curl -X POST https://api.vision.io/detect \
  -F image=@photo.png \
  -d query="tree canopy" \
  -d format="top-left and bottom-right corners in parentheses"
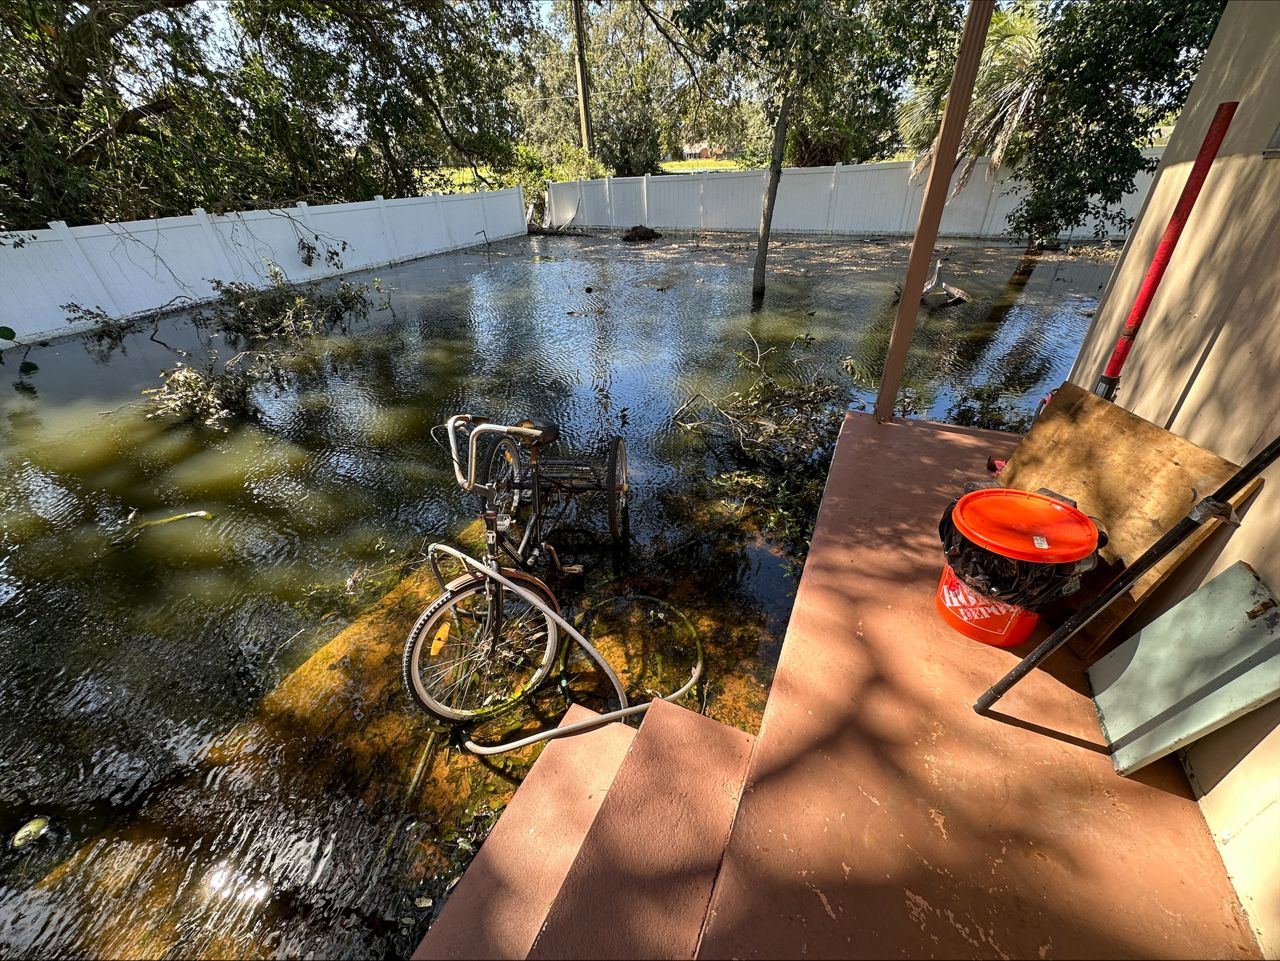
top-left (897, 0), bottom-right (1223, 245)
top-left (1, 0), bottom-right (1226, 247)
top-left (1, 0), bottom-right (535, 230)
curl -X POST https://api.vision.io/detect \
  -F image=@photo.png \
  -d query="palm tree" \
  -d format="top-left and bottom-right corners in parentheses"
top-left (898, 6), bottom-right (1043, 195)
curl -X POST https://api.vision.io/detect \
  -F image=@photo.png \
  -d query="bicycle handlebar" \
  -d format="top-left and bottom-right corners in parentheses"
top-left (445, 414), bottom-right (544, 493)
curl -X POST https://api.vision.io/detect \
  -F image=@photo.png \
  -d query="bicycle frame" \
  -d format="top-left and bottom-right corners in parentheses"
top-left (437, 416), bottom-right (550, 650)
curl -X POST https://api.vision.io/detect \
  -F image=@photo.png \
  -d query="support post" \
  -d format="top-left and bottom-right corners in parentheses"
top-left (873, 0), bottom-right (994, 421)
top-left (642, 173), bottom-right (650, 226)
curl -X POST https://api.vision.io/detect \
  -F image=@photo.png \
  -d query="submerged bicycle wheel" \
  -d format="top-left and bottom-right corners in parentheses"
top-left (402, 570), bottom-right (559, 723)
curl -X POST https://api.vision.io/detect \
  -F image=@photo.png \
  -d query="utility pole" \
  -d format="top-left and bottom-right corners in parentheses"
top-left (571, 0), bottom-right (595, 156)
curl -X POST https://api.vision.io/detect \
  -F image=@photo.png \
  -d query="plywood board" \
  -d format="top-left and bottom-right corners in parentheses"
top-left (999, 381), bottom-right (1248, 655)
top-left (1089, 561), bottom-right (1280, 776)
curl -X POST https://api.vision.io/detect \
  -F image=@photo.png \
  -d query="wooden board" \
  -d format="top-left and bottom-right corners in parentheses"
top-left (999, 381), bottom-right (1250, 657)
top-left (1089, 561), bottom-right (1280, 776)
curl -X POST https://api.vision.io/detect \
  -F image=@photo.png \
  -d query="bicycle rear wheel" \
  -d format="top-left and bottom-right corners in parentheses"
top-left (402, 570), bottom-right (559, 723)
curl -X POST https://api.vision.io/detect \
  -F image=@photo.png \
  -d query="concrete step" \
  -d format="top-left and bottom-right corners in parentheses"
top-left (413, 705), bottom-right (637, 961)
top-left (528, 698), bottom-right (755, 961)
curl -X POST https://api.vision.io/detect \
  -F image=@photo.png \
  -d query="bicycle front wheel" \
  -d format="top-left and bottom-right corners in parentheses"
top-left (403, 570), bottom-right (559, 723)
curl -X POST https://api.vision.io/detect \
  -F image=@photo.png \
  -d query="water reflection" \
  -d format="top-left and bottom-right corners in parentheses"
top-left (0, 234), bottom-right (1109, 957)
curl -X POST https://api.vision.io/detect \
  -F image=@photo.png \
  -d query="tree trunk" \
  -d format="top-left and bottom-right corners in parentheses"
top-left (752, 88), bottom-right (798, 301)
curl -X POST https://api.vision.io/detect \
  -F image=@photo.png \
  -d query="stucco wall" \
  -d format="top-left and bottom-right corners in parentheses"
top-left (1068, 2), bottom-right (1280, 954)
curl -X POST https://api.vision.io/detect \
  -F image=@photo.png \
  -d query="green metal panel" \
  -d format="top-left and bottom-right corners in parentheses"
top-left (1089, 561), bottom-right (1280, 776)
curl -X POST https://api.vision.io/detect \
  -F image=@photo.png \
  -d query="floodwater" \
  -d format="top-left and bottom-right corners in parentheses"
top-left (0, 233), bottom-right (1112, 958)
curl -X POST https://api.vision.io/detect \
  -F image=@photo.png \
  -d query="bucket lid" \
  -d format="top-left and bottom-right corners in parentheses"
top-left (952, 489), bottom-right (1097, 564)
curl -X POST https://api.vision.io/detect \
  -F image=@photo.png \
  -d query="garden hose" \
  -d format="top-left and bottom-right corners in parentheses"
top-left (426, 544), bottom-right (703, 756)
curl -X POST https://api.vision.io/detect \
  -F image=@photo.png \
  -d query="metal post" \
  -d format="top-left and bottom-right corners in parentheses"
top-left (874, 0), bottom-right (994, 422)
top-left (1094, 101), bottom-right (1238, 401)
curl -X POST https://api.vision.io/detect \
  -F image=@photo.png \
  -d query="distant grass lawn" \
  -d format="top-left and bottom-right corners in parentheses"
top-left (659, 158), bottom-right (743, 173)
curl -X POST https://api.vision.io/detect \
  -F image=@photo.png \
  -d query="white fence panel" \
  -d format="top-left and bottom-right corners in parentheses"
top-left (647, 175), bottom-right (702, 229)
top-left (608, 177), bottom-right (646, 226)
top-left (0, 188), bottom-right (524, 342)
top-left (548, 150), bottom-right (1161, 241)
top-left (546, 181), bottom-right (580, 226)
top-left (0, 233), bottom-right (94, 333)
top-left (701, 171), bottom-right (764, 230)
top-left (772, 167), bottom-right (831, 233)
top-left (832, 162), bottom-right (911, 233)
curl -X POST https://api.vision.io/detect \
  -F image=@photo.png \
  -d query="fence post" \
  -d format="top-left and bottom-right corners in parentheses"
top-left (545, 179), bottom-right (554, 227)
top-left (478, 188), bottom-right (493, 242)
top-left (698, 173), bottom-right (706, 230)
top-left (433, 192), bottom-right (455, 249)
top-left (976, 161), bottom-right (999, 237)
top-left (605, 176), bottom-right (615, 228)
top-left (825, 163), bottom-right (841, 234)
top-left (577, 179), bottom-right (585, 226)
top-left (192, 207), bottom-right (237, 282)
top-left (898, 166), bottom-right (917, 234)
top-left (642, 173), bottom-right (650, 226)
top-left (294, 200), bottom-right (315, 231)
top-left (374, 195), bottom-right (398, 264)
top-left (49, 220), bottom-right (123, 318)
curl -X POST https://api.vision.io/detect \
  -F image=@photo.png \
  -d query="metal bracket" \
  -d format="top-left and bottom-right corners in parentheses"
top-left (1190, 496), bottom-right (1241, 527)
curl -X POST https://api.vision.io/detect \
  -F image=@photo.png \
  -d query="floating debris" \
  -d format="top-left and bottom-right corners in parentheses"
top-left (12, 816), bottom-right (49, 849)
top-left (134, 510), bottom-right (214, 530)
top-left (621, 225), bottom-right (662, 243)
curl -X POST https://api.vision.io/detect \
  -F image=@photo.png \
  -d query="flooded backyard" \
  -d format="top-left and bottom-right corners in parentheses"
top-left (0, 232), bottom-right (1112, 958)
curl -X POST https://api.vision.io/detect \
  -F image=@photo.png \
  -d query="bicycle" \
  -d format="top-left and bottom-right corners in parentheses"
top-left (402, 415), bottom-right (629, 724)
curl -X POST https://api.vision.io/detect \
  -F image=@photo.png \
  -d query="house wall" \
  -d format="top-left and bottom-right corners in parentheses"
top-left (1068, 2), bottom-right (1280, 954)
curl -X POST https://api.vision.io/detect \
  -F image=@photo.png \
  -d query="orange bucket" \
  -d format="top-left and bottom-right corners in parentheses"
top-left (935, 563), bottom-right (1038, 647)
top-left (936, 488), bottom-right (1098, 648)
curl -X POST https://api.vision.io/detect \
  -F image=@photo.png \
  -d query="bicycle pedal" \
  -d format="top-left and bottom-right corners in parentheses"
top-left (560, 563), bottom-right (585, 575)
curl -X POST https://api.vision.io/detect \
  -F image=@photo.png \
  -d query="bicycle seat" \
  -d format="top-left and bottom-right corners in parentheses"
top-left (516, 419), bottom-right (559, 447)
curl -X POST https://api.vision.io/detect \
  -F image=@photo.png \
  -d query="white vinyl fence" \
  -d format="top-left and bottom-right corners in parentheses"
top-left (547, 152), bottom-right (1160, 240)
top-left (0, 188), bottom-right (526, 342)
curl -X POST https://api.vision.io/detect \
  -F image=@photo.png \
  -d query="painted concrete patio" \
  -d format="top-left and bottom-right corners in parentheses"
top-left (697, 412), bottom-right (1259, 959)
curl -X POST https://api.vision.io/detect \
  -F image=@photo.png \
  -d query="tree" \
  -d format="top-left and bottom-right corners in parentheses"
top-left (898, 6), bottom-right (1042, 192)
top-left (513, 1), bottom-right (765, 179)
top-left (896, 0), bottom-right (1223, 247)
top-left (0, 1), bottom-right (537, 231)
top-left (674, 0), bottom-right (961, 299)
top-left (1009, 0), bottom-right (1222, 244)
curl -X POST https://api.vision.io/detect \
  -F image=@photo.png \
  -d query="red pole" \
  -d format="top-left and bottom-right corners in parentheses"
top-left (1095, 101), bottom-right (1238, 401)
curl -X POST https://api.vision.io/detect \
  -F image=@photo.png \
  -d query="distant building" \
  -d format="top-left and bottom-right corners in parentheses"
top-left (681, 142), bottom-right (727, 160)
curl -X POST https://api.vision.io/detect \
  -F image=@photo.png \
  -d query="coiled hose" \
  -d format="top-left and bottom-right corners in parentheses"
top-left (426, 544), bottom-right (703, 756)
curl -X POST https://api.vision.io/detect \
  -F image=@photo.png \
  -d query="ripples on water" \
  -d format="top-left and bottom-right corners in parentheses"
top-left (0, 235), bottom-right (1111, 957)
